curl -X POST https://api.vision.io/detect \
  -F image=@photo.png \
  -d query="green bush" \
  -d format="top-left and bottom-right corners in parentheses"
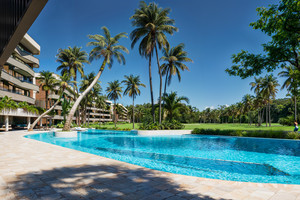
top-left (139, 120), bottom-right (184, 130)
top-left (278, 115), bottom-right (294, 126)
top-left (192, 128), bottom-right (299, 140)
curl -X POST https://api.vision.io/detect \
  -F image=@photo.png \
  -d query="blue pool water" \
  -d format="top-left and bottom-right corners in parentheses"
top-left (25, 130), bottom-right (300, 184)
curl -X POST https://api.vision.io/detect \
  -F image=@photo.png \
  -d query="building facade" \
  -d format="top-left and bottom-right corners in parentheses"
top-left (0, 34), bottom-right (41, 131)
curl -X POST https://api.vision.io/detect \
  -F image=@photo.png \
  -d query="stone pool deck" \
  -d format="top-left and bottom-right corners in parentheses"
top-left (0, 131), bottom-right (300, 200)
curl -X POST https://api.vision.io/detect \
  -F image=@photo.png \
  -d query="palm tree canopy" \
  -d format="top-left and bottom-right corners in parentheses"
top-left (37, 71), bottom-right (58, 92)
top-left (80, 72), bottom-right (101, 93)
top-left (106, 80), bottom-right (123, 102)
top-left (87, 26), bottom-right (129, 69)
top-left (162, 91), bottom-right (189, 119)
top-left (160, 43), bottom-right (193, 85)
top-left (250, 77), bottom-right (264, 95)
top-left (278, 65), bottom-right (300, 93)
top-left (261, 74), bottom-right (280, 100)
top-left (122, 74), bottom-right (146, 99)
top-left (56, 46), bottom-right (89, 79)
top-left (130, 1), bottom-right (178, 57)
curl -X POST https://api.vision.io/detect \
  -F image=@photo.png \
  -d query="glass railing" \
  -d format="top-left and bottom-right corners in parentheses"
top-left (1, 70), bottom-right (33, 84)
top-left (17, 45), bottom-right (33, 56)
top-left (0, 87), bottom-right (32, 98)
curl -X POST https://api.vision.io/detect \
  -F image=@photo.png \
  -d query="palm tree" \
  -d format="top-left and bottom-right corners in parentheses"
top-left (162, 92), bottom-right (189, 121)
top-left (37, 71), bottom-right (57, 109)
top-left (62, 27), bottom-right (128, 131)
top-left (106, 80), bottom-right (123, 127)
top-left (242, 94), bottom-right (254, 125)
top-left (56, 46), bottom-right (89, 125)
top-left (261, 74), bottom-right (279, 127)
top-left (160, 43), bottom-right (192, 119)
top-left (0, 96), bottom-right (18, 110)
top-left (130, 1), bottom-right (178, 124)
top-left (29, 73), bottom-right (73, 131)
top-left (278, 66), bottom-right (300, 121)
top-left (122, 75), bottom-right (146, 129)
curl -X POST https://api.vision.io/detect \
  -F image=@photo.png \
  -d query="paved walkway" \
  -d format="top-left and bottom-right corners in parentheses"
top-left (0, 131), bottom-right (300, 200)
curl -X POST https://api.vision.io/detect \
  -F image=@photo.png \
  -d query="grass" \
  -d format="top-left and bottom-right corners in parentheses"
top-left (98, 123), bottom-right (294, 131)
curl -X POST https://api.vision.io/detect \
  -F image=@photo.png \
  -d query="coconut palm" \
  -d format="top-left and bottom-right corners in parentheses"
top-left (0, 96), bottom-right (18, 110)
top-left (162, 92), bottom-right (189, 121)
top-left (160, 43), bottom-right (192, 119)
top-left (261, 74), bottom-right (279, 127)
top-left (62, 27), bottom-right (128, 131)
top-left (56, 46), bottom-right (89, 125)
top-left (242, 94), bottom-right (254, 125)
top-left (106, 80), bottom-right (123, 127)
top-left (130, 1), bottom-right (178, 123)
top-left (122, 75), bottom-right (146, 129)
top-left (37, 71), bottom-right (57, 109)
top-left (28, 73), bottom-right (73, 131)
top-left (278, 66), bottom-right (300, 121)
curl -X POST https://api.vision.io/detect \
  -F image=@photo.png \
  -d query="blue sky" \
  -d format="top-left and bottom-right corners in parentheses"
top-left (28, 0), bottom-right (286, 110)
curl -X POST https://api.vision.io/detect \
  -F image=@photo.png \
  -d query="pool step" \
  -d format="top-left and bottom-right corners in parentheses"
top-left (95, 147), bottom-right (289, 176)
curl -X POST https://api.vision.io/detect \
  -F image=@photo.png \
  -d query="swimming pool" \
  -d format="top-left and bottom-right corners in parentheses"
top-left (25, 130), bottom-right (300, 184)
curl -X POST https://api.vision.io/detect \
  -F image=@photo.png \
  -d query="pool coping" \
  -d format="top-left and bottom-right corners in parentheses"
top-left (1, 130), bottom-right (300, 200)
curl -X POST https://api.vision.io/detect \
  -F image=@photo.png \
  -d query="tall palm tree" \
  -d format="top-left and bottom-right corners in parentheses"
top-left (162, 92), bottom-right (189, 121)
top-left (37, 71), bottom-right (57, 109)
top-left (130, 1), bottom-right (178, 124)
top-left (106, 80), bottom-right (123, 128)
top-left (122, 75), bottom-right (146, 129)
top-left (261, 74), bottom-right (279, 127)
top-left (278, 65), bottom-right (300, 121)
top-left (56, 46), bottom-right (89, 125)
top-left (160, 43), bottom-right (192, 119)
top-left (29, 73), bottom-right (72, 131)
top-left (62, 27), bottom-right (128, 131)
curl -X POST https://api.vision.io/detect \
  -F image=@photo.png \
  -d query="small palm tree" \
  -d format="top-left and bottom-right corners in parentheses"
top-left (122, 75), bottom-right (146, 129)
top-left (278, 66), bottom-right (300, 121)
top-left (106, 80), bottom-right (123, 127)
top-left (130, 1), bottom-right (178, 123)
top-left (162, 92), bottom-right (189, 121)
top-left (242, 94), bottom-right (254, 125)
top-left (62, 27), bottom-right (128, 131)
top-left (37, 71), bottom-right (57, 109)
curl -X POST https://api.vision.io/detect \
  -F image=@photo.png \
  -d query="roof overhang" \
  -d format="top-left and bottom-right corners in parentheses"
top-left (0, 0), bottom-right (48, 67)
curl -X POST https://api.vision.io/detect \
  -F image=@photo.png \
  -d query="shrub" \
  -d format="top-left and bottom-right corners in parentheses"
top-left (139, 120), bottom-right (184, 130)
top-left (192, 128), bottom-right (299, 140)
top-left (278, 115), bottom-right (294, 126)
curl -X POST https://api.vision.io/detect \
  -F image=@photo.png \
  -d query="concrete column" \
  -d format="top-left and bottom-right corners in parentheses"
top-left (33, 77), bottom-right (36, 99)
top-left (27, 117), bottom-right (31, 130)
top-left (40, 119), bottom-right (43, 127)
top-left (5, 115), bottom-right (9, 132)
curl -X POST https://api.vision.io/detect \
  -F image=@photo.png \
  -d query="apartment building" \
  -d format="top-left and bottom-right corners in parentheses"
top-left (0, 34), bottom-right (41, 130)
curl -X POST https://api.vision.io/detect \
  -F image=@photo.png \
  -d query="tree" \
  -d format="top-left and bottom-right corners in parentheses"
top-left (56, 46), bottom-right (89, 125)
top-left (226, 0), bottom-right (299, 78)
top-left (261, 74), bottom-right (279, 127)
top-left (29, 73), bottom-right (72, 131)
top-left (160, 43), bottom-right (192, 119)
top-left (242, 94), bottom-right (254, 125)
top-left (106, 80), bottom-right (123, 128)
top-left (130, 1), bottom-right (178, 124)
top-left (122, 74), bottom-right (146, 129)
top-left (162, 92), bottom-right (189, 121)
top-left (62, 27), bottom-right (128, 131)
top-left (37, 71), bottom-right (57, 110)
top-left (278, 65), bottom-right (300, 121)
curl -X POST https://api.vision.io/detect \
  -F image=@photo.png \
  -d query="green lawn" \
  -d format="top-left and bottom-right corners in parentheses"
top-left (101, 123), bottom-right (294, 131)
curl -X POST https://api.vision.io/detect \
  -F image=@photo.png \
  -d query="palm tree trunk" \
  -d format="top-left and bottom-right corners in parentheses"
top-left (148, 53), bottom-right (155, 123)
top-left (266, 105), bottom-right (268, 127)
top-left (155, 45), bottom-right (162, 124)
top-left (268, 102), bottom-right (271, 127)
top-left (162, 70), bottom-right (169, 121)
top-left (295, 95), bottom-right (297, 121)
top-left (114, 100), bottom-right (117, 128)
top-left (63, 60), bottom-right (106, 131)
top-left (132, 96), bottom-right (135, 129)
top-left (28, 98), bottom-right (61, 131)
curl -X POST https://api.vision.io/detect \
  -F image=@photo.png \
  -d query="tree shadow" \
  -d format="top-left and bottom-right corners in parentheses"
top-left (6, 164), bottom-right (232, 200)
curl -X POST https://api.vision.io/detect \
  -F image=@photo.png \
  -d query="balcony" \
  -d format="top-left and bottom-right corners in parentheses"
top-left (49, 93), bottom-right (60, 99)
top-left (0, 88), bottom-right (35, 104)
top-left (14, 46), bottom-right (39, 67)
top-left (0, 108), bottom-right (39, 117)
top-left (6, 57), bottom-right (34, 77)
top-left (1, 70), bottom-right (39, 91)
top-left (20, 34), bottom-right (40, 55)
top-left (54, 105), bottom-right (62, 110)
